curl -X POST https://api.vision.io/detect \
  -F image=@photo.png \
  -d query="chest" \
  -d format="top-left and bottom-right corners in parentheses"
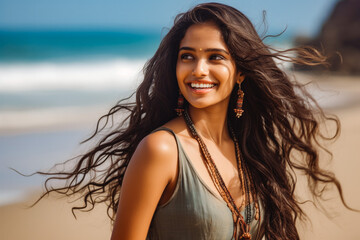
top-left (179, 136), bottom-right (245, 208)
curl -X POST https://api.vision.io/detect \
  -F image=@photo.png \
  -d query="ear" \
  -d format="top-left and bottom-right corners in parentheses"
top-left (236, 73), bottom-right (245, 84)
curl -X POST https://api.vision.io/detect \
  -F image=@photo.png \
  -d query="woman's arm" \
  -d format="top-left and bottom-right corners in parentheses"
top-left (111, 130), bottom-right (178, 240)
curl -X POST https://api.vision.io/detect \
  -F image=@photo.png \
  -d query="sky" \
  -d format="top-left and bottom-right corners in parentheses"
top-left (0, 0), bottom-right (339, 37)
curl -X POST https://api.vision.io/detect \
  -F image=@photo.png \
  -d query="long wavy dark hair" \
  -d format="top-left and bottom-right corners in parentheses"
top-left (36, 3), bottom-right (351, 239)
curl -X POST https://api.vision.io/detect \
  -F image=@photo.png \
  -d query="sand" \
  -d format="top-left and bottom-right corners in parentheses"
top-left (0, 73), bottom-right (360, 240)
top-left (297, 105), bottom-right (360, 239)
top-left (0, 192), bottom-right (111, 240)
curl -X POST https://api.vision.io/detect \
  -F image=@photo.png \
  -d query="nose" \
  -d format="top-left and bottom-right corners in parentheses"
top-left (192, 59), bottom-right (209, 77)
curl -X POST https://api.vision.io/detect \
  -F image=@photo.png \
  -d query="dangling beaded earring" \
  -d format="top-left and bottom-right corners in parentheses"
top-left (234, 80), bottom-right (244, 118)
top-left (175, 91), bottom-right (185, 116)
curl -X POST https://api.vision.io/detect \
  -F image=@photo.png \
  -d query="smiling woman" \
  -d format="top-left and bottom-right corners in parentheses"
top-left (35, 3), bottom-right (352, 240)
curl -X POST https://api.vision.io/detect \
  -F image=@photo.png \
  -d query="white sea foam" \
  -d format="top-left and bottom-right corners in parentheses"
top-left (0, 58), bottom-right (146, 92)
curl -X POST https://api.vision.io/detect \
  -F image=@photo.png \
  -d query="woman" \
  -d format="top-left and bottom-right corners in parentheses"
top-left (38, 3), bottom-right (350, 240)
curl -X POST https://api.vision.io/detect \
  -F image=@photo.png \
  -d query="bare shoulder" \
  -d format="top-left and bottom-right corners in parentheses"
top-left (126, 126), bottom-right (180, 182)
top-left (136, 127), bottom-right (178, 163)
top-left (126, 118), bottom-right (187, 183)
top-left (137, 116), bottom-right (186, 156)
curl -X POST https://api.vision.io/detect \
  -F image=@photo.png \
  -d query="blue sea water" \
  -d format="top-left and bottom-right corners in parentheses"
top-left (0, 29), bottom-right (162, 110)
top-left (0, 29), bottom-right (161, 62)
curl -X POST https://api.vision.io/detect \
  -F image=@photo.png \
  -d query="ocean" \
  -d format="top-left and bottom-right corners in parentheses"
top-left (0, 28), bottom-right (294, 205)
top-left (0, 29), bottom-right (163, 205)
top-left (0, 29), bottom-right (162, 105)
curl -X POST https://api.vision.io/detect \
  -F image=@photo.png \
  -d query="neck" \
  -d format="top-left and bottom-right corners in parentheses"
top-left (187, 105), bottom-right (231, 145)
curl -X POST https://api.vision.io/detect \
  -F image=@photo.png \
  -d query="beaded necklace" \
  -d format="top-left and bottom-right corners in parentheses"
top-left (183, 109), bottom-right (259, 240)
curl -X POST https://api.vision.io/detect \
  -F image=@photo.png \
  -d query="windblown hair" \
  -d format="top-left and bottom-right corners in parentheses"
top-left (37, 3), bottom-right (349, 239)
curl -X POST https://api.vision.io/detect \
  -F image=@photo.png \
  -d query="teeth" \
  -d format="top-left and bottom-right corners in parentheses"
top-left (190, 83), bottom-right (215, 89)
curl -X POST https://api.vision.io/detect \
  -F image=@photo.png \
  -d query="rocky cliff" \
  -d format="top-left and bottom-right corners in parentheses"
top-left (296, 0), bottom-right (360, 74)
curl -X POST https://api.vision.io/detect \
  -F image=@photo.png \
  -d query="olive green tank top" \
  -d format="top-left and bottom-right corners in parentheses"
top-left (147, 127), bottom-right (263, 240)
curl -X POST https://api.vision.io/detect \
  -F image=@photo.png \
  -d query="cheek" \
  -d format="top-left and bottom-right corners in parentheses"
top-left (213, 65), bottom-right (235, 83)
top-left (176, 61), bottom-right (188, 84)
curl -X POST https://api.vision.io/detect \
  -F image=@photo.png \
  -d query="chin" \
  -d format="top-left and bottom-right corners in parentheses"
top-left (187, 100), bottom-right (224, 110)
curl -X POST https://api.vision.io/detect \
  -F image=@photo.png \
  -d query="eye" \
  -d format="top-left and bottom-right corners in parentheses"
top-left (180, 53), bottom-right (194, 60)
top-left (210, 54), bottom-right (225, 60)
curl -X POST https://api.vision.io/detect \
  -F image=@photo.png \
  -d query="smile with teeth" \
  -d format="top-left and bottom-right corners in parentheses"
top-left (190, 83), bottom-right (216, 89)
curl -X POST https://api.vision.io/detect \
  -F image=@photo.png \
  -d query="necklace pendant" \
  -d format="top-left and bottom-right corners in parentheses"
top-left (239, 232), bottom-right (251, 240)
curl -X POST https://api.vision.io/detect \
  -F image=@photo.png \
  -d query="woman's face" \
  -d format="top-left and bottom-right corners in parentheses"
top-left (176, 22), bottom-right (240, 110)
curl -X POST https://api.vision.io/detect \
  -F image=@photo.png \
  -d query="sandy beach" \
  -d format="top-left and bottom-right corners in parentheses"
top-left (1, 72), bottom-right (360, 239)
top-left (0, 191), bottom-right (112, 240)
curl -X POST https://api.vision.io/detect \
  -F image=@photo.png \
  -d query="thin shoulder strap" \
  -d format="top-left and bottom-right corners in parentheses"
top-left (152, 127), bottom-right (178, 142)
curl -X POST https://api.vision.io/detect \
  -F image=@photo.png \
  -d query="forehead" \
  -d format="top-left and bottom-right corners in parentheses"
top-left (179, 22), bottom-right (228, 50)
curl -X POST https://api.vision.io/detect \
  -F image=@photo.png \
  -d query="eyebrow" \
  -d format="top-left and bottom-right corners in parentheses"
top-left (179, 47), bottom-right (230, 55)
